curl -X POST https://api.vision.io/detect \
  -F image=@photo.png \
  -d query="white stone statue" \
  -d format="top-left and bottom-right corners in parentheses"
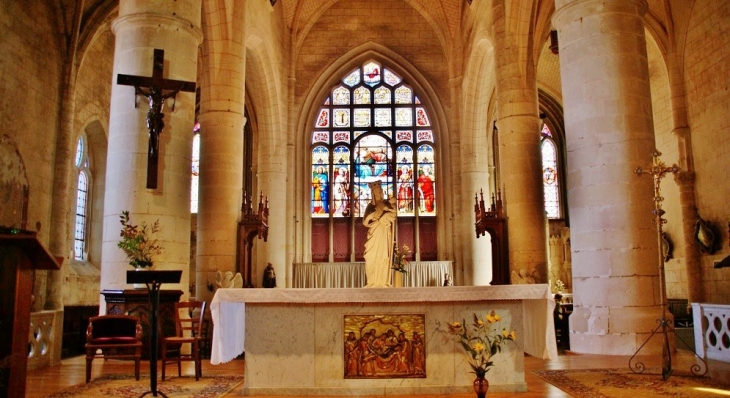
top-left (362, 182), bottom-right (397, 288)
top-left (216, 271), bottom-right (243, 289)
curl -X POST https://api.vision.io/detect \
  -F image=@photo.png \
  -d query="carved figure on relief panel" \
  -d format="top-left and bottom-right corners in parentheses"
top-left (411, 332), bottom-right (425, 374)
top-left (345, 332), bottom-right (360, 376)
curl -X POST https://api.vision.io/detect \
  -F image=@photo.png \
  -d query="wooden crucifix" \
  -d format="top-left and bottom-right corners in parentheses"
top-left (117, 49), bottom-right (196, 189)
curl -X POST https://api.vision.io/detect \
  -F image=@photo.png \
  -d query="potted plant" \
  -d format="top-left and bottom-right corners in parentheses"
top-left (117, 210), bottom-right (162, 269)
top-left (446, 311), bottom-right (517, 397)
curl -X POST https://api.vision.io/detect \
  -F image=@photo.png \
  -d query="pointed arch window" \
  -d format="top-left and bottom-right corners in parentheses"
top-left (191, 122), bottom-right (201, 213)
top-left (310, 60), bottom-right (437, 262)
top-left (73, 135), bottom-right (91, 260)
top-left (541, 124), bottom-right (561, 219)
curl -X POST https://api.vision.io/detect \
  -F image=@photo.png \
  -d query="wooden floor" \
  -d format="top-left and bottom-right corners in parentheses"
top-left (26, 350), bottom-right (727, 397)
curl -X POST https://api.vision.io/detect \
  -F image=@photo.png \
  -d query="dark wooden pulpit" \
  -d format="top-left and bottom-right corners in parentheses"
top-left (0, 231), bottom-right (61, 397)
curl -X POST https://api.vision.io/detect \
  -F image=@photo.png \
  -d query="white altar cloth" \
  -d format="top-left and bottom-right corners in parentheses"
top-left (210, 284), bottom-right (558, 365)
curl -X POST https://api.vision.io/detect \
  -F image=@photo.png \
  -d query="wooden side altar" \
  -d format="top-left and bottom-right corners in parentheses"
top-left (0, 231), bottom-right (61, 397)
top-left (210, 285), bottom-right (557, 396)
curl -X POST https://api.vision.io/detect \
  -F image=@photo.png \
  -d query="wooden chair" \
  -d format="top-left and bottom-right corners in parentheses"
top-left (161, 300), bottom-right (206, 380)
top-left (84, 315), bottom-right (143, 383)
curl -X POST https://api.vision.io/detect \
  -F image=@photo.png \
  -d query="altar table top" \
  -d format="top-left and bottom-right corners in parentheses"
top-left (210, 284), bottom-right (558, 364)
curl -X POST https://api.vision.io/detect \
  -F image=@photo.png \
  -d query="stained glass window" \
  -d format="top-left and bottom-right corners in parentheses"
top-left (191, 123), bottom-right (201, 213)
top-left (73, 136), bottom-right (90, 260)
top-left (310, 60), bottom-right (437, 261)
top-left (541, 124), bottom-right (560, 219)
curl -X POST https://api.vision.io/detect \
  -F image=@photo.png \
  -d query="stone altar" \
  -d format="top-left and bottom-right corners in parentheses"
top-left (210, 285), bottom-right (557, 396)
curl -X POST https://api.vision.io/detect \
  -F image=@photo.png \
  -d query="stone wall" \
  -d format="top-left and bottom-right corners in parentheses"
top-left (684, 0), bottom-right (730, 304)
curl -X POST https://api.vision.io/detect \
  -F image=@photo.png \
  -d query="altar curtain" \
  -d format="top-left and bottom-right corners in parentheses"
top-left (292, 261), bottom-right (453, 288)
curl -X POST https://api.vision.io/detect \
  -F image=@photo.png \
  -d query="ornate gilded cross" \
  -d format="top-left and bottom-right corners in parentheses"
top-left (630, 150), bottom-right (704, 381)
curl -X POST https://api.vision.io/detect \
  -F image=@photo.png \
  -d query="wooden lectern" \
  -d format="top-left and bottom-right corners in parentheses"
top-left (0, 231), bottom-right (61, 397)
top-left (127, 270), bottom-right (182, 398)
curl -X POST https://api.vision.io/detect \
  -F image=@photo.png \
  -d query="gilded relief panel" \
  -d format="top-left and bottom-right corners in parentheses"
top-left (344, 314), bottom-right (426, 379)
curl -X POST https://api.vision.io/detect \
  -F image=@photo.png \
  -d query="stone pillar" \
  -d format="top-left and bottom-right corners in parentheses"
top-left (461, 171), bottom-right (493, 286)
top-left (258, 168), bottom-right (287, 286)
top-left (675, 170), bottom-right (703, 303)
top-left (101, 0), bottom-right (202, 300)
top-left (196, 3), bottom-right (245, 302)
top-left (554, 0), bottom-right (662, 354)
top-left (666, 44), bottom-right (703, 303)
top-left (491, 1), bottom-right (548, 283)
top-left (45, 2), bottom-right (86, 313)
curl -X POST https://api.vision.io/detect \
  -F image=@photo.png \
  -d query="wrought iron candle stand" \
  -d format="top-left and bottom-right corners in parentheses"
top-left (629, 150), bottom-right (707, 380)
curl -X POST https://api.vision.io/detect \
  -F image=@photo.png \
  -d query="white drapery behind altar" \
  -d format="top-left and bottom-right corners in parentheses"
top-left (293, 261), bottom-right (453, 288)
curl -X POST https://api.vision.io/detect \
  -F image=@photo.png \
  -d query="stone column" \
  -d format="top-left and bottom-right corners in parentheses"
top-left (258, 167), bottom-right (287, 286)
top-left (554, 0), bottom-right (662, 354)
top-left (666, 42), bottom-right (703, 303)
top-left (45, 3), bottom-right (83, 312)
top-left (196, 3), bottom-right (245, 302)
top-left (491, 1), bottom-right (548, 283)
top-left (101, 0), bottom-right (202, 301)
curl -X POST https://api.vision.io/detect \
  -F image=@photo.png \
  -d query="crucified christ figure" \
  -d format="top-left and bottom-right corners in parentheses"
top-left (135, 86), bottom-right (180, 161)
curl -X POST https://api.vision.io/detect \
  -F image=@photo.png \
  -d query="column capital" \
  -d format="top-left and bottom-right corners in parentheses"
top-left (112, 14), bottom-right (203, 45)
top-left (553, 0), bottom-right (648, 29)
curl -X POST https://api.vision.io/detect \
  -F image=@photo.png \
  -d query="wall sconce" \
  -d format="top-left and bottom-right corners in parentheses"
top-left (550, 30), bottom-right (559, 54)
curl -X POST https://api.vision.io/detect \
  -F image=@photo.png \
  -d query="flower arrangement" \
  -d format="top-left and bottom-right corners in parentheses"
top-left (554, 279), bottom-right (565, 293)
top-left (392, 243), bottom-right (410, 274)
top-left (446, 311), bottom-right (517, 377)
top-left (117, 211), bottom-right (162, 268)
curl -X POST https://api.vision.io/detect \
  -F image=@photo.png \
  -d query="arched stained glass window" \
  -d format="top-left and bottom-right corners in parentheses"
top-left (310, 60), bottom-right (437, 262)
top-left (191, 122), bottom-right (201, 213)
top-left (73, 136), bottom-right (90, 260)
top-left (541, 124), bottom-right (561, 219)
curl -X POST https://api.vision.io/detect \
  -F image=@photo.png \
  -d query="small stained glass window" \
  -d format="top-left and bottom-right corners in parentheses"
top-left (374, 87), bottom-right (391, 104)
top-left (73, 136), bottom-right (90, 260)
top-left (333, 109), bottom-right (350, 127)
top-left (384, 68), bottom-right (402, 86)
top-left (354, 87), bottom-right (370, 104)
top-left (541, 124), bottom-right (561, 219)
top-left (353, 109), bottom-right (371, 127)
top-left (191, 130), bottom-right (201, 213)
top-left (395, 108), bottom-right (413, 126)
top-left (374, 109), bottom-right (391, 127)
top-left (363, 61), bottom-right (381, 86)
top-left (395, 86), bottom-right (412, 104)
top-left (333, 86), bottom-right (350, 105)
